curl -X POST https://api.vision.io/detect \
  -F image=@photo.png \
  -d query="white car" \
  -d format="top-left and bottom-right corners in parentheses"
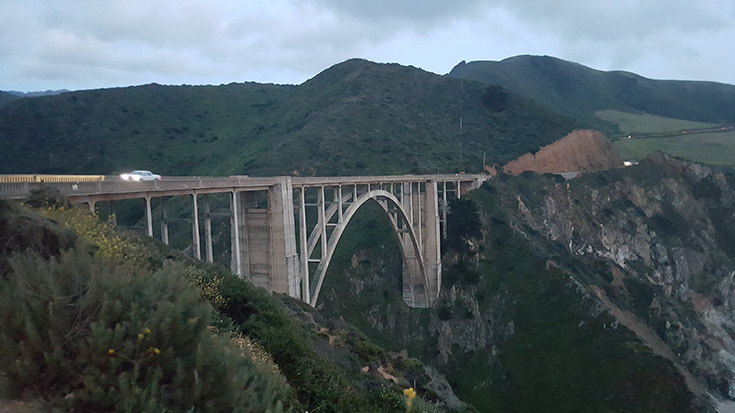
top-left (120, 170), bottom-right (161, 181)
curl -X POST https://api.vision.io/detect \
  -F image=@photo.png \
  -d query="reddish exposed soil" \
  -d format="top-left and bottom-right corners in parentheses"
top-left (503, 129), bottom-right (623, 175)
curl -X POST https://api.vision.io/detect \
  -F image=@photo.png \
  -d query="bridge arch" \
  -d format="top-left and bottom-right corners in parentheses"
top-left (306, 189), bottom-right (429, 307)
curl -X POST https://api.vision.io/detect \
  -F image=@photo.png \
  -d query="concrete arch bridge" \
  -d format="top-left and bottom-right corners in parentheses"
top-left (0, 174), bottom-right (486, 307)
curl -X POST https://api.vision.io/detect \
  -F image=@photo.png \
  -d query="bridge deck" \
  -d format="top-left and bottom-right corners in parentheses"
top-left (0, 174), bottom-right (486, 201)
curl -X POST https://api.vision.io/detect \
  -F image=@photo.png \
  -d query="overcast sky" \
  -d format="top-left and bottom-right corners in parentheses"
top-left (2, 0), bottom-right (734, 92)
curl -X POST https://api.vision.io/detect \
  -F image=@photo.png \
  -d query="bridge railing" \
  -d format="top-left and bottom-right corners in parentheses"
top-left (0, 176), bottom-right (282, 200)
top-left (0, 174), bottom-right (107, 183)
top-left (0, 174), bottom-right (488, 200)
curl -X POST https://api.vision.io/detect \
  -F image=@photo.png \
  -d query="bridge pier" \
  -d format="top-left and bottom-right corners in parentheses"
top-left (191, 194), bottom-right (201, 260)
top-left (145, 196), bottom-right (153, 237)
top-left (160, 197), bottom-right (169, 245)
top-left (231, 178), bottom-right (299, 297)
top-left (204, 194), bottom-right (213, 263)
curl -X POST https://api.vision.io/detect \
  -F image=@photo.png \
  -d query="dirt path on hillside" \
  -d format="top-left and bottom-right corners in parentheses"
top-left (589, 285), bottom-right (722, 406)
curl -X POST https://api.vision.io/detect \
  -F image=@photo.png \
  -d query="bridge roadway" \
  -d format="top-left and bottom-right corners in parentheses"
top-left (0, 174), bottom-right (487, 307)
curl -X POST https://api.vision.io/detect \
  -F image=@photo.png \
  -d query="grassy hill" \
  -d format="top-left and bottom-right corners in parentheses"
top-left (596, 109), bottom-right (720, 137)
top-left (448, 55), bottom-right (735, 134)
top-left (0, 59), bottom-right (578, 177)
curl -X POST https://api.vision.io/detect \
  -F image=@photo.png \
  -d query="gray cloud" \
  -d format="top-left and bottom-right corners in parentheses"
top-left (1, 0), bottom-right (733, 91)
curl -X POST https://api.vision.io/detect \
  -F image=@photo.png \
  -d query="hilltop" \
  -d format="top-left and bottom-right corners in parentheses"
top-left (0, 91), bottom-right (19, 109)
top-left (448, 55), bottom-right (735, 134)
top-left (0, 59), bottom-right (577, 177)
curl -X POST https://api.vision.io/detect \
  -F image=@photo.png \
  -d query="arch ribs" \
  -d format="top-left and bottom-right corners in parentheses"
top-left (293, 180), bottom-right (444, 308)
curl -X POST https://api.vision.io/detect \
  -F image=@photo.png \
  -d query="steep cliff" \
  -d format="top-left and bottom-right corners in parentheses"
top-left (503, 129), bottom-right (623, 174)
top-left (318, 152), bottom-right (735, 412)
top-left (512, 153), bottom-right (735, 403)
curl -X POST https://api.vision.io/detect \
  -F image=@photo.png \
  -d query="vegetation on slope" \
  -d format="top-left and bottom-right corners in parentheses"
top-left (316, 174), bottom-right (703, 412)
top-left (595, 109), bottom-right (719, 137)
top-left (0, 198), bottom-right (449, 412)
top-left (0, 91), bottom-right (20, 109)
top-left (0, 82), bottom-right (294, 176)
top-left (448, 55), bottom-right (735, 134)
top-left (0, 59), bottom-right (578, 177)
top-left (613, 130), bottom-right (735, 165)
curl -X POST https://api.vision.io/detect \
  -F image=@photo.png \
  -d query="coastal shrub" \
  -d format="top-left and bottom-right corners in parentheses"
top-left (23, 186), bottom-right (70, 209)
top-left (0, 248), bottom-right (292, 412)
top-left (39, 206), bottom-right (148, 267)
top-left (0, 201), bottom-right (77, 276)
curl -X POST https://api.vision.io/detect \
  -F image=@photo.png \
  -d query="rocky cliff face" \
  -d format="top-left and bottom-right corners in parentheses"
top-left (503, 129), bottom-right (623, 174)
top-left (511, 153), bottom-right (735, 403)
top-left (318, 152), bottom-right (734, 411)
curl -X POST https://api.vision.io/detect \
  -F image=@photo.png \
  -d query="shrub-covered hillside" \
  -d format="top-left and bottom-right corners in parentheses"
top-left (0, 198), bottom-right (467, 412)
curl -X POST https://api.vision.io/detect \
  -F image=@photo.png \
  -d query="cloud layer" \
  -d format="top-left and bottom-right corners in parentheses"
top-left (1, 0), bottom-right (733, 91)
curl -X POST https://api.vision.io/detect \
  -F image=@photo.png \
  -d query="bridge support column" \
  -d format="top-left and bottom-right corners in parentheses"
top-left (230, 191), bottom-right (242, 276)
top-left (269, 177), bottom-right (299, 297)
top-left (442, 182), bottom-right (448, 239)
top-left (397, 181), bottom-right (442, 307)
top-left (192, 193), bottom-right (201, 260)
top-left (160, 197), bottom-right (169, 245)
top-left (298, 187), bottom-right (310, 303)
top-left (145, 196), bottom-right (153, 237)
top-left (401, 182), bottom-right (425, 307)
top-left (204, 194), bottom-right (213, 263)
top-left (231, 180), bottom-right (299, 298)
top-left (422, 181), bottom-right (441, 302)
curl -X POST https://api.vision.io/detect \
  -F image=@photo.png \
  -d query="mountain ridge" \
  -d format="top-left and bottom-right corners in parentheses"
top-left (448, 55), bottom-right (735, 132)
top-left (0, 58), bottom-right (578, 177)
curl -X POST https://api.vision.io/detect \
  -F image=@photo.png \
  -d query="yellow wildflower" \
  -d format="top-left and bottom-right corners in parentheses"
top-left (108, 349), bottom-right (116, 355)
top-left (403, 388), bottom-right (416, 411)
top-left (147, 347), bottom-right (161, 355)
top-left (142, 328), bottom-right (151, 335)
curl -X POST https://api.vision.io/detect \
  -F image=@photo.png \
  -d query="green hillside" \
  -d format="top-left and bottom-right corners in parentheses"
top-left (613, 129), bottom-right (735, 165)
top-left (0, 82), bottom-right (294, 176)
top-left (0, 92), bottom-right (19, 109)
top-left (448, 55), bottom-right (735, 134)
top-left (596, 109), bottom-right (719, 137)
top-left (0, 59), bottom-right (578, 177)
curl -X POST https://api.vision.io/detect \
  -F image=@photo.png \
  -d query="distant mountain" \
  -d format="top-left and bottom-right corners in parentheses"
top-left (0, 59), bottom-right (577, 176)
top-left (0, 91), bottom-right (20, 109)
top-left (448, 55), bottom-right (735, 133)
top-left (0, 89), bottom-right (70, 109)
top-left (4, 89), bottom-right (70, 97)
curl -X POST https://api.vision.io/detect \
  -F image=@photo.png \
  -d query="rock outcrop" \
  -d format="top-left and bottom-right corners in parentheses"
top-left (503, 129), bottom-right (623, 174)
top-left (514, 152), bottom-right (735, 403)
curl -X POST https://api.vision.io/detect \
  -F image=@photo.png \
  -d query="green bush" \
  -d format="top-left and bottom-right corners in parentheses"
top-left (445, 198), bottom-right (482, 255)
top-left (23, 186), bottom-right (70, 209)
top-left (0, 248), bottom-right (292, 412)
